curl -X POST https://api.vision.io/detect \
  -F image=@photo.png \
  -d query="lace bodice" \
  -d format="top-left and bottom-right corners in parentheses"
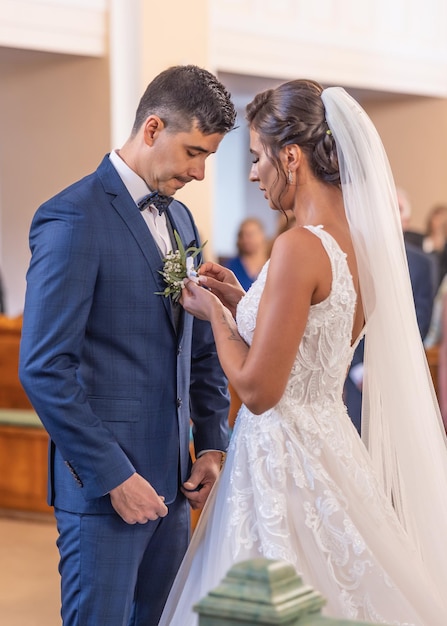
top-left (236, 225), bottom-right (356, 408)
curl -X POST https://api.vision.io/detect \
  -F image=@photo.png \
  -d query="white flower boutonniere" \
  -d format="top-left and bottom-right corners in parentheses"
top-left (156, 230), bottom-right (207, 302)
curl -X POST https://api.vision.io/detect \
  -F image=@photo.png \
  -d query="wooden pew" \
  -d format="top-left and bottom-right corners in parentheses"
top-left (0, 410), bottom-right (50, 513)
top-left (0, 315), bottom-right (32, 409)
top-left (0, 315), bottom-right (51, 513)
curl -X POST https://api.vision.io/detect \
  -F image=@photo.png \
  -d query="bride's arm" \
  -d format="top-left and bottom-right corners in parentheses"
top-left (182, 228), bottom-right (330, 414)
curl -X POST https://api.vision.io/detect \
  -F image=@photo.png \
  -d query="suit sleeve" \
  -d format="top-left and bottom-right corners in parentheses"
top-left (189, 316), bottom-right (230, 455)
top-left (184, 218), bottom-right (230, 455)
top-left (19, 199), bottom-right (135, 500)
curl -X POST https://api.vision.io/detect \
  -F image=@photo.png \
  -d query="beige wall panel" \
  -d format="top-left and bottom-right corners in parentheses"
top-left (0, 53), bottom-right (110, 314)
top-left (365, 97), bottom-right (447, 232)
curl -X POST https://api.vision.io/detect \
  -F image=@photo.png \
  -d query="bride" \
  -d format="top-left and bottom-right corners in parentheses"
top-left (159, 80), bottom-right (447, 624)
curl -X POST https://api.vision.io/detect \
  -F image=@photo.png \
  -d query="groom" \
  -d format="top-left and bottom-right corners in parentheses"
top-left (19, 65), bottom-right (235, 626)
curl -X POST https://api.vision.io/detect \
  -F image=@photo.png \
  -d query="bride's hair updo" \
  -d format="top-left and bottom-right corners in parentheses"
top-left (245, 79), bottom-right (340, 195)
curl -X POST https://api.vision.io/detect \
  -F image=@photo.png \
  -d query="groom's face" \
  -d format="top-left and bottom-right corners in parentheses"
top-left (144, 117), bottom-right (224, 197)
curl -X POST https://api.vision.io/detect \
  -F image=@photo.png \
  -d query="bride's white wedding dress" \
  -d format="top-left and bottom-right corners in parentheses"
top-left (159, 226), bottom-right (445, 625)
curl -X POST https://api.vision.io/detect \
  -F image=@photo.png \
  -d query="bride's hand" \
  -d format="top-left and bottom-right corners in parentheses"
top-left (180, 279), bottom-right (222, 321)
top-left (197, 262), bottom-right (245, 318)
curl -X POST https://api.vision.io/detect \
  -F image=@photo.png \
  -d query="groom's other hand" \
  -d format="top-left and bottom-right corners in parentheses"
top-left (181, 450), bottom-right (224, 509)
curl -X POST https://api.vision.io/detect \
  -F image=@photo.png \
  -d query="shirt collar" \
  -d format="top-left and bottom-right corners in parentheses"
top-left (109, 150), bottom-right (150, 205)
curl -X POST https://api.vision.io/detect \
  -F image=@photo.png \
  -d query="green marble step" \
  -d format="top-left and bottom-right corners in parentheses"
top-left (195, 559), bottom-right (384, 626)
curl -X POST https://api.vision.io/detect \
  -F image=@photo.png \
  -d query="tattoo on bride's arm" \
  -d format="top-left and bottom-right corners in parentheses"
top-left (219, 312), bottom-right (242, 342)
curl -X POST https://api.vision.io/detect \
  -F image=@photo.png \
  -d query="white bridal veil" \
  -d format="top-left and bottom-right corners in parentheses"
top-left (322, 87), bottom-right (447, 588)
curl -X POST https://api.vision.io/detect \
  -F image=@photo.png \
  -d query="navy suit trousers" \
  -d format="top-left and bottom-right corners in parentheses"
top-left (56, 492), bottom-right (190, 626)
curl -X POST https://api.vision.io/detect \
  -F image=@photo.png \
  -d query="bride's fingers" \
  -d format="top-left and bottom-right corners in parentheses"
top-left (198, 264), bottom-right (229, 282)
top-left (198, 261), bottom-right (223, 276)
top-left (198, 275), bottom-right (226, 292)
top-left (180, 280), bottom-right (201, 306)
top-left (183, 278), bottom-right (200, 293)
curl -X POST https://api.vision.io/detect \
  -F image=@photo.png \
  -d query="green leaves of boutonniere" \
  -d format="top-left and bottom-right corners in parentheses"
top-left (155, 230), bottom-right (207, 303)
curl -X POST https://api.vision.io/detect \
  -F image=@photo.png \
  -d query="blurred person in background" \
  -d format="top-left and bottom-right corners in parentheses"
top-left (223, 217), bottom-right (268, 290)
top-left (404, 198), bottom-right (447, 289)
top-left (345, 187), bottom-right (435, 433)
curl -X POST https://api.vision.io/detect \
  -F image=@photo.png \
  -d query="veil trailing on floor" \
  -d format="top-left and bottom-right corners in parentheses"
top-left (322, 87), bottom-right (447, 588)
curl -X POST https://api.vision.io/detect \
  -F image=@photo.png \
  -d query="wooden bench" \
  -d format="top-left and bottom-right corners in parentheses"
top-left (0, 315), bottom-right (50, 513)
top-left (0, 409), bottom-right (50, 513)
top-left (0, 315), bottom-right (32, 409)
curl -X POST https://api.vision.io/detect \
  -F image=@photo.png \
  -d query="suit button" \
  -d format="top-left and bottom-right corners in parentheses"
top-left (177, 397), bottom-right (182, 408)
top-left (177, 345), bottom-right (182, 355)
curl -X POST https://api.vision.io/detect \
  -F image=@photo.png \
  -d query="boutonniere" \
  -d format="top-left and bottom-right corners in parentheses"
top-left (156, 230), bottom-right (207, 302)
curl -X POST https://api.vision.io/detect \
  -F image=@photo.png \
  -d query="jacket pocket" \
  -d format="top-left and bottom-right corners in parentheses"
top-left (88, 396), bottom-right (141, 422)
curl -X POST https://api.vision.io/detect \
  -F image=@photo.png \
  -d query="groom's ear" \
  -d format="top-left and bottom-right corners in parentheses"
top-left (143, 115), bottom-right (165, 146)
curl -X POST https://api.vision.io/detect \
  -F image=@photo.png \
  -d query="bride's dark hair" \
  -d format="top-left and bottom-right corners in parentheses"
top-left (245, 79), bottom-right (340, 209)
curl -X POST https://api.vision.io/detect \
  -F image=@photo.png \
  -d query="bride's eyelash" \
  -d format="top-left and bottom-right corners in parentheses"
top-left (251, 157), bottom-right (259, 164)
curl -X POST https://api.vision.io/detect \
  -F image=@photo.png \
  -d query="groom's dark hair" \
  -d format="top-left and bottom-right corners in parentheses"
top-left (132, 65), bottom-right (236, 136)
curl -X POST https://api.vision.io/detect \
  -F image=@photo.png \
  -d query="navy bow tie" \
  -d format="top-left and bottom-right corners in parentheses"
top-left (138, 191), bottom-right (173, 215)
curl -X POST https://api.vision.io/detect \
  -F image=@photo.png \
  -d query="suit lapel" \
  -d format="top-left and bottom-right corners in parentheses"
top-left (166, 206), bottom-right (200, 338)
top-left (166, 201), bottom-right (200, 255)
top-left (95, 156), bottom-right (199, 331)
top-left (96, 156), bottom-right (174, 325)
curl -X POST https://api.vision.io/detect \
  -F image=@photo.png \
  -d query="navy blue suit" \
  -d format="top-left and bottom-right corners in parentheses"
top-left (345, 241), bottom-right (435, 434)
top-left (19, 156), bottom-right (230, 625)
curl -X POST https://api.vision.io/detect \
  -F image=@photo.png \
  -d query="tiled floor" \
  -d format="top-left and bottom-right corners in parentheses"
top-left (0, 510), bottom-right (61, 625)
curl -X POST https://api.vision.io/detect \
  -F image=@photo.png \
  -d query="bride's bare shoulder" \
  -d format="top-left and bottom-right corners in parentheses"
top-left (270, 225), bottom-right (324, 260)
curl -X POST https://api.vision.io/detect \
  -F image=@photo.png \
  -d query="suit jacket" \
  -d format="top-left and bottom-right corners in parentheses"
top-left (345, 241), bottom-right (435, 433)
top-left (405, 242), bottom-right (436, 338)
top-left (404, 230), bottom-right (447, 290)
top-left (19, 155), bottom-right (230, 514)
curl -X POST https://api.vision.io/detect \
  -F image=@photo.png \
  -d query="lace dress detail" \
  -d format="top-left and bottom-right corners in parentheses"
top-left (159, 226), bottom-right (443, 626)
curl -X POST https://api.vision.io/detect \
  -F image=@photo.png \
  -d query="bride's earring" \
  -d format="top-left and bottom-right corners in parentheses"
top-left (288, 170), bottom-right (294, 184)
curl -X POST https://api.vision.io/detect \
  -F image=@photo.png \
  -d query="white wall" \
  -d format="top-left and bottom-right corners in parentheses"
top-left (210, 0), bottom-right (447, 97)
top-left (0, 0), bottom-right (106, 56)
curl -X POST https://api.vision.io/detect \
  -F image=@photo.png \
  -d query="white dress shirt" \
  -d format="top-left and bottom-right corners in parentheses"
top-left (109, 150), bottom-right (172, 255)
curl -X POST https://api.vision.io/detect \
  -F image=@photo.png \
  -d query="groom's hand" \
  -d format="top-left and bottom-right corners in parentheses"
top-left (181, 450), bottom-right (223, 509)
top-left (110, 472), bottom-right (168, 524)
